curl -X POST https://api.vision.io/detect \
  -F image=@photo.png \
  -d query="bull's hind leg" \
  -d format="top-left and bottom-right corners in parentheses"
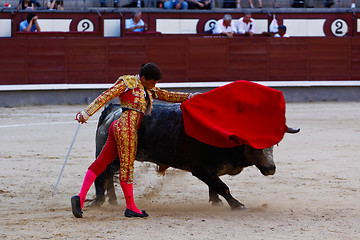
top-left (192, 171), bottom-right (245, 209)
top-left (91, 159), bottom-right (119, 207)
top-left (90, 172), bottom-right (107, 207)
top-left (209, 187), bottom-right (223, 206)
top-left (105, 160), bottom-right (120, 205)
top-left (106, 174), bottom-right (118, 205)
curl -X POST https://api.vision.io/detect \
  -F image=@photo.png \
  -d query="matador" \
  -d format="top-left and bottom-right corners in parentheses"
top-left (71, 63), bottom-right (199, 218)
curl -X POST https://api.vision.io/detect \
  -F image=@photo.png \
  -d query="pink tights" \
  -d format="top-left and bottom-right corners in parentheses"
top-left (77, 121), bottom-right (142, 214)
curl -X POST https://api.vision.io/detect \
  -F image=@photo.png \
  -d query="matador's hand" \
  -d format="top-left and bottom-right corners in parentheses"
top-left (75, 111), bottom-right (90, 123)
top-left (188, 92), bottom-right (201, 99)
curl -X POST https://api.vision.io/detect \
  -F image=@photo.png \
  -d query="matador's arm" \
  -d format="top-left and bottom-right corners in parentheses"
top-left (84, 78), bottom-right (127, 116)
top-left (151, 87), bottom-right (190, 103)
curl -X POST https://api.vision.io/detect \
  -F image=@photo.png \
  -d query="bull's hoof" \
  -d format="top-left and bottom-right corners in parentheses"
top-left (210, 199), bottom-right (223, 207)
top-left (231, 203), bottom-right (246, 210)
top-left (231, 204), bottom-right (246, 210)
top-left (106, 191), bottom-right (118, 206)
top-left (229, 199), bottom-right (245, 210)
top-left (124, 209), bottom-right (149, 218)
top-left (71, 196), bottom-right (83, 218)
top-left (108, 198), bottom-right (118, 206)
top-left (89, 195), bottom-right (105, 208)
top-left (226, 196), bottom-right (246, 210)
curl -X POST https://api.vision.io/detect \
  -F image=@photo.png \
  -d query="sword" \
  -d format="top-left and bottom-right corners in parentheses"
top-left (52, 122), bottom-right (81, 196)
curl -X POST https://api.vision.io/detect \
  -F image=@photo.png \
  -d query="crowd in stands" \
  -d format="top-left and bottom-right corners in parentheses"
top-left (19, 10), bottom-right (289, 38)
top-left (17, 0), bottom-right (63, 10)
top-left (13, 0), bottom-right (348, 10)
top-left (212, 13), bottom-right (288, 37)
top-left (14, 0), bottom-right (345, 36)
top-left (99, 0), bottom-right (251, 9)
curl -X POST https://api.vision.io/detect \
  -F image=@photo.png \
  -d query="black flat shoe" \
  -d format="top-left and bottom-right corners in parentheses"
top-left (124, 208), bottom-right (148, 218)
top-left (71, 195), bottom-right (83, 218)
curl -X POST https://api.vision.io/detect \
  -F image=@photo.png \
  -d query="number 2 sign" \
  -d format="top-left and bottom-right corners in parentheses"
top-left (77, 19), bottom-right (94, 32)
top-left (331, 19), bottom-right (348, 37)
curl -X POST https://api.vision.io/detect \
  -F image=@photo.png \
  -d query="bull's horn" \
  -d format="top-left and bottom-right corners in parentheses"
top-left (287, 127), bottom-right (300, 134)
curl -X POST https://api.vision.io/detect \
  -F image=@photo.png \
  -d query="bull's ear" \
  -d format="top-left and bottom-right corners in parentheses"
top-left (286, 127), bottom-right (300, 134)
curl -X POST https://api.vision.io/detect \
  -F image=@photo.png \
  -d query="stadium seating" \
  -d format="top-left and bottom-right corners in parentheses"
top-left (0, 0), bottom-right (356, 10)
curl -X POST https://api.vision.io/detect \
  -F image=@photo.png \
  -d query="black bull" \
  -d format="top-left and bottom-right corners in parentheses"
top-left (91, 103), bottom-right (298, 209)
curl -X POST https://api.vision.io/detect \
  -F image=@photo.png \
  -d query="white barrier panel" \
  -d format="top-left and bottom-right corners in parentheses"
top-left (253, 19), bottom-right (268, 34)
top-left (36, 19), bottom-right (72, 32)
top-left (283, 19), bottom-right (326, 37)
top-left (0, 19), bottom-right (11, 37)
top-left (156, 19), bottom-right (199, 34)
top-left (104, 19), bottom-right (121, 37)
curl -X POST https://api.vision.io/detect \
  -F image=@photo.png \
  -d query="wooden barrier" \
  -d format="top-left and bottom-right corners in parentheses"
top-left (0, 36), bottom-right (359, 85)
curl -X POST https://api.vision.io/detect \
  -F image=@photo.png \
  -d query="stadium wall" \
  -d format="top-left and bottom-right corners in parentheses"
top-left (1, 11), bottom-right (360, 105)
top-left (1, 36), bottom-right (360, 105)
top-left (1, 37), bottom-right (360, 84)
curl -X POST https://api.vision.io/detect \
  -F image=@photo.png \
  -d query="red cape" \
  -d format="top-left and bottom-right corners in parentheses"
top-left (180, 80), bottom-right (287, 149)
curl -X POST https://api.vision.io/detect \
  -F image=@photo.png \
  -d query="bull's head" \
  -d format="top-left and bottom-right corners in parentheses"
top-left (247, 127), bottom-right (300, 176)
top-left (246, 146), bottom-right (276, 176)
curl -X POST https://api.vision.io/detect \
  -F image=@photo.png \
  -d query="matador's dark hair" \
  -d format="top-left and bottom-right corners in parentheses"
top-left (139, 62), bottom-right (162, 81)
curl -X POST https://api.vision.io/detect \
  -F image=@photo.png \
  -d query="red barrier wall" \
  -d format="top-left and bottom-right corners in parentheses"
top-left (1, 36), bottom-right (359, 85)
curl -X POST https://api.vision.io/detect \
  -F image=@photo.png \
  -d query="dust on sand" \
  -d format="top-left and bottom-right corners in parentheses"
top-left (0, 102), bottom-right (359, 239)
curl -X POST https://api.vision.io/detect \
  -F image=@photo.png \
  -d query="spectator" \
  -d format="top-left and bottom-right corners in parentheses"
top-left (125, 11), bottom-right (148, 33)
top-left (46, 0), bottom-right (64, 10)
top-left (100, 0), bottom-right (119, 7)
top-left (274, 25), bottom-right (289, 37)
top-left (223, 0), bottom-right (239, 8)
top-left (188, 0), bottom-right (211, 9)
top-left (163, 0), bottom-right (188, 9)
top-left (121, 0), bottom-right (145, 7)
top-left (19, 13), bottom-right (41, 32)
top-left (213, 14), bottom-right (237, 38)
top-left (17, 0), bottom-right (35, 10)
top-left (249, 0), bottom-right (262, 8)
top-left (323, 0), bottom-right (334, 7)
top-left (17, 0), bottom-right (41, 9)
top-left (237, 12), bottom-right (255, 36)
top-left (223, 0), bottom-right (261, 8)
top-left (291, 0), bottom-right (303, 7)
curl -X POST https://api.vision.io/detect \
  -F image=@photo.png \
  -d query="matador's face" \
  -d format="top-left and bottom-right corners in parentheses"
top-left (140, 76), bottom-right (158, 89)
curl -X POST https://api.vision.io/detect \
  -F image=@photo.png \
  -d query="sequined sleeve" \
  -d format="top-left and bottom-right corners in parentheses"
top-left (151, 87), bottom-right (190, 103)
top-left (84, 79), bottom-right (127, 116)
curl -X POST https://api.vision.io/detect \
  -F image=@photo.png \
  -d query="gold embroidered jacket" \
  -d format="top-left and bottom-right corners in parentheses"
top-left (84, 75), bottom-right (190, 116)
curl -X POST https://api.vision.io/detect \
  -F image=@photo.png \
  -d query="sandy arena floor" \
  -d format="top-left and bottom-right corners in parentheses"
top-left (0, 102), bottom-right (359, 239)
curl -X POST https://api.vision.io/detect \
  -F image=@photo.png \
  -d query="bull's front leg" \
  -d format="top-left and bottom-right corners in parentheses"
top-left (192, 170), bottom-right (245, 210)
